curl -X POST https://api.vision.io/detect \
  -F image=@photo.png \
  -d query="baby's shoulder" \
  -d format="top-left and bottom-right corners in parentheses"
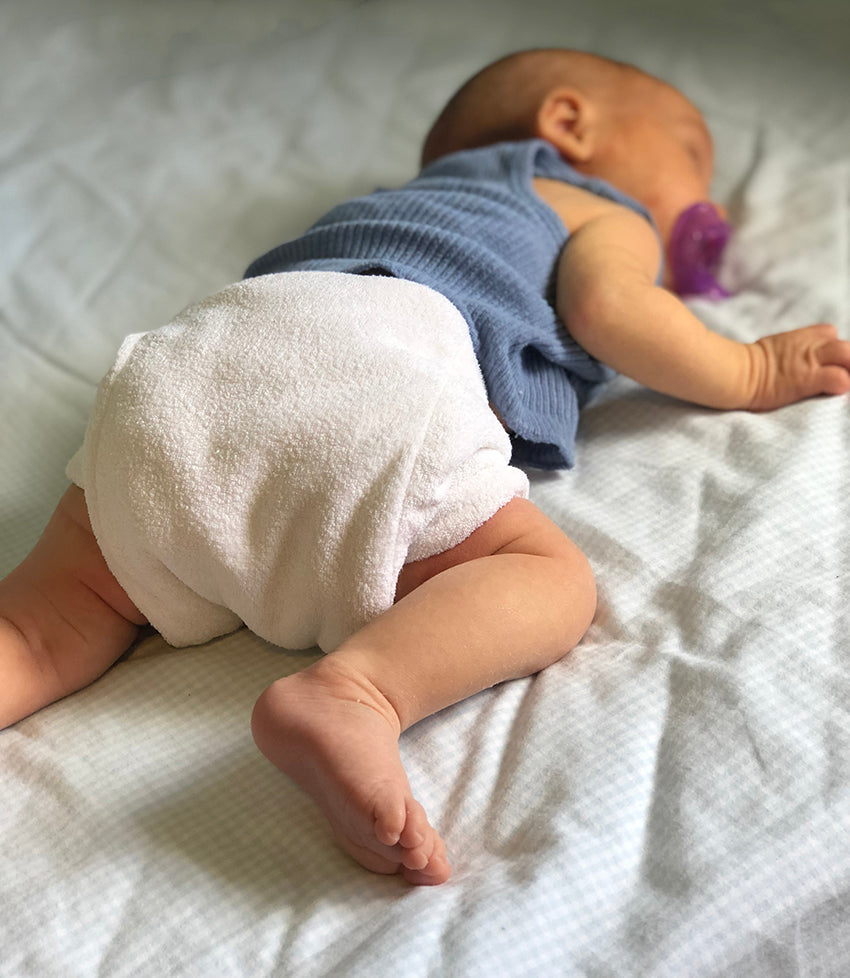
top-left (532, 178), bottom-right (635, 235)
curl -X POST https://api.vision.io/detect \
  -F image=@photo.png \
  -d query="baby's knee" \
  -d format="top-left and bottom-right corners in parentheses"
top-left (498, 498), bottom-right (597, 628)
top-left (532, 528), bottom-right (596, 656)
top-left (556, 540), bottom-right (597, 640)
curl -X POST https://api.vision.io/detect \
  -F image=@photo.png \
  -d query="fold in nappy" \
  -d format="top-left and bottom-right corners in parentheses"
top-left (67, 272), bottom-right (528, 652)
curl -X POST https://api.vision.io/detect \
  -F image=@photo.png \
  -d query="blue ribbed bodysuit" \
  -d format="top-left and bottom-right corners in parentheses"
top-left (245, 139), bottom-right (652, 469)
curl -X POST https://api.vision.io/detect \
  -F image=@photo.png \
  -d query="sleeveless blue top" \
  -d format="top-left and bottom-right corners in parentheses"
top-left (244, 139), bottom-right (653, 469)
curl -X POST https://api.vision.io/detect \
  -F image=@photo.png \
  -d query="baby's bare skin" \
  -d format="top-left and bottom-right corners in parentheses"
top-left (0, 486), bottom-right (146, 728)
top-left (252, 659), bottom-right (451, 884)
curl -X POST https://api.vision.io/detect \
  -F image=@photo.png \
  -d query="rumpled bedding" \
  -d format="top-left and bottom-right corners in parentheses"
top-left (1, 1), bottom-right (849, 976)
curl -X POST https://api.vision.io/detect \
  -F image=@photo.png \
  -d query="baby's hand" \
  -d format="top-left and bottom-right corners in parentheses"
top-left (747, 324), bottom-right (850, 411)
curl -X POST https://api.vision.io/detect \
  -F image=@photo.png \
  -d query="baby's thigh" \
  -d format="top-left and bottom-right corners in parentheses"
top-left (23, 486), bottom-right (146, 625)
top-left (395, 496), bottom-right (587, 601)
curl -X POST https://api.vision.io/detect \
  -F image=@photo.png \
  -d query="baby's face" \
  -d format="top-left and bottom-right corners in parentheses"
top-left (592, 76), bottom-right (719, 247)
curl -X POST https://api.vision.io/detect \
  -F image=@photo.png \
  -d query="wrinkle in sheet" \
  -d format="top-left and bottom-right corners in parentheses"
top-left (648, 801), bottom-right (850, 978)
top-left (641, 618), bottom-right (847, 882)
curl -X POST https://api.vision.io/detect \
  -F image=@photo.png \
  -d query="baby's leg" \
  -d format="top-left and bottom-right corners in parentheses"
top-left (0, 486), bottom-right (147, 728)
top-left (251, 497), bottom-right (596, 885)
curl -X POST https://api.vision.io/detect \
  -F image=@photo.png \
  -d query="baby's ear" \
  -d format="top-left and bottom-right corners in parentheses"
top-left (534, 88), bottom-right (597, 163)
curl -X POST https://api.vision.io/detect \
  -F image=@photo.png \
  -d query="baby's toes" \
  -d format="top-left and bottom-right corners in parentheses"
top-left (401, 843), bottom-right (430, 872)
top-left (372, 789), bottom-right (409, 847)
top-left (399, 824), bottom-right (441, 873)
top-left (402, 837), bottom-right (451, 885)
top-left (399, 799), bottom-right (429, 849)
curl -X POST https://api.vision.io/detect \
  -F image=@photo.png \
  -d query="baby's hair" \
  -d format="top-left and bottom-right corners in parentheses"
top-left (420, 48), bottom-right (636, 167)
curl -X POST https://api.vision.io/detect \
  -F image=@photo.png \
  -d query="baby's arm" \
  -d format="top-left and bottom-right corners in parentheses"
top-left (557, 208), bottom-right (850, 411)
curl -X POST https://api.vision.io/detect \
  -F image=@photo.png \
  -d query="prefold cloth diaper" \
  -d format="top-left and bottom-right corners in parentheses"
top-left (67, 272), bottom-right (528, 652)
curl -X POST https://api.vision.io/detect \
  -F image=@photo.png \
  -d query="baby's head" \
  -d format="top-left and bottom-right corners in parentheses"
top-left (423, 49), bottom-right (727, 290)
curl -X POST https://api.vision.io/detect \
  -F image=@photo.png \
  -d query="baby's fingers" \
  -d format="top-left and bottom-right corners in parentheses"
top-left (817, 335), bottom-right (850, 366)
top-left (816, 364), bottom-right (850, 397)
top-left (815, 335), bottom-right (850, 396)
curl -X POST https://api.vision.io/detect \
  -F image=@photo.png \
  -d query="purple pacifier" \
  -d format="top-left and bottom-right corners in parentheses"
top-left (668, 202), bottom-right (733, 300)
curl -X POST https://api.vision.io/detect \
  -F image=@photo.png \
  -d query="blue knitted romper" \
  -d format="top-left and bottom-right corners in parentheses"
top-left (245, 139), bottom-right (652, 470)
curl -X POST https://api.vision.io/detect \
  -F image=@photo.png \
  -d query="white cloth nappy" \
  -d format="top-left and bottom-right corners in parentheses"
top-left (67, 271), bottom-right (528, 652)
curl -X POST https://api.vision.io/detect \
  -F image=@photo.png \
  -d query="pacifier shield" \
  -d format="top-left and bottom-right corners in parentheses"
top-left (669, 202), bottom-right (732, 300)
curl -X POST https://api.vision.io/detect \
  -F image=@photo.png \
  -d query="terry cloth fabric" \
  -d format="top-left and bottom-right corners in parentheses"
top-left (244, 139), bottom-right (655, 470)
top-left (66, 272), bottom-right (528, 652)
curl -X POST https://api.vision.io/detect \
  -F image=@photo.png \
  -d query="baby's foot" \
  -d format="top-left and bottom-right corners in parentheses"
top-left (251, 658), bottom-right (451, 885)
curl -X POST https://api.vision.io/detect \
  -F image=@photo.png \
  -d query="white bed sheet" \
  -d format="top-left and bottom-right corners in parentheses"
top-left (2, 1), bottom-right (850, 975)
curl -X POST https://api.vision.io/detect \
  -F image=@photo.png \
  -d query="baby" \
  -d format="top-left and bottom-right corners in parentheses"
top-left (2, 49), bottom-right (850, 887)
